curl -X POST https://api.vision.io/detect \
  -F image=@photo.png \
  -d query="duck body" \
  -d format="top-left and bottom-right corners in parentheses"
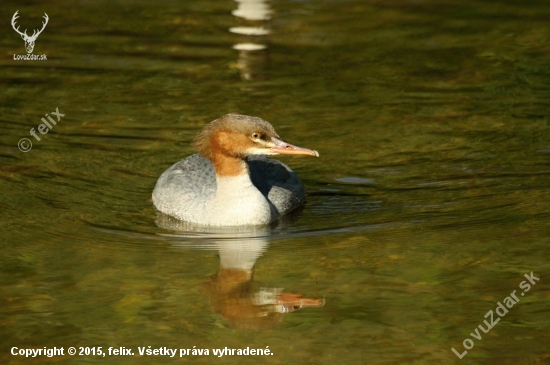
top-left (152, 154), bottom-right (305, 226)
top-left (152, 114), bottom-right (317, 226)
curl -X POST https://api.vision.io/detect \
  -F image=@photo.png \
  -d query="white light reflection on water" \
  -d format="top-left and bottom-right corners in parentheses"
top-left (230, 0), bottom-right (272, 80)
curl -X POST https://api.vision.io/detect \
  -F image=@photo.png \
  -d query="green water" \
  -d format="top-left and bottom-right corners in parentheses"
top-left (1, 0), bottom-right (549, 364)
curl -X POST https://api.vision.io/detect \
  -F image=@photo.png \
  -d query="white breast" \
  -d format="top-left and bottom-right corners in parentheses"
top-left (203, 174), bottom-right (275, 226)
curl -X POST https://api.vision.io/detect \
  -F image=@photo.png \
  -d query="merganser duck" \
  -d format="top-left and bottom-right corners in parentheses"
top-left (152, 114), bottom-right (318, 226)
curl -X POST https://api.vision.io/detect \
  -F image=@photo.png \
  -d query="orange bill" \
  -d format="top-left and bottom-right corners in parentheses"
top-left (270, 137), bottom-right (319, 157)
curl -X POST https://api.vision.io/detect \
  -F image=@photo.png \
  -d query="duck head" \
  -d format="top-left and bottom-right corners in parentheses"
top-left (193, 114), bottom-right (318, 176)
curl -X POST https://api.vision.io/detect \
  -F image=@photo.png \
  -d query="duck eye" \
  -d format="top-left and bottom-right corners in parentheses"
top-left (251, 132), bottom-right (260, 139)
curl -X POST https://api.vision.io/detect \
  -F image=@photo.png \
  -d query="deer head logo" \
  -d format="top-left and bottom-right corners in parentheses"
top-left (11, 10), bottom-right (49, 54)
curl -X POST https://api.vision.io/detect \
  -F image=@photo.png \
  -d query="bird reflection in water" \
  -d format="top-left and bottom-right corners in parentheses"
top-left (207, 240), bottom-right (324, 329)
top-left (230, 0), bottom-right (272, 80)
top-left (156, 212), bottom-right (324, 329)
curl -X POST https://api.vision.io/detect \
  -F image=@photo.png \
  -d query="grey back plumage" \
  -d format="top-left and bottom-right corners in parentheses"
top-left (248, 155), bottom-right (305, 215)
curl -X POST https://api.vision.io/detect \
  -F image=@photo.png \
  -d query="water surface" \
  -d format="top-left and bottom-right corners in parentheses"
top-left (1, 0), bottom-right (549, 364)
